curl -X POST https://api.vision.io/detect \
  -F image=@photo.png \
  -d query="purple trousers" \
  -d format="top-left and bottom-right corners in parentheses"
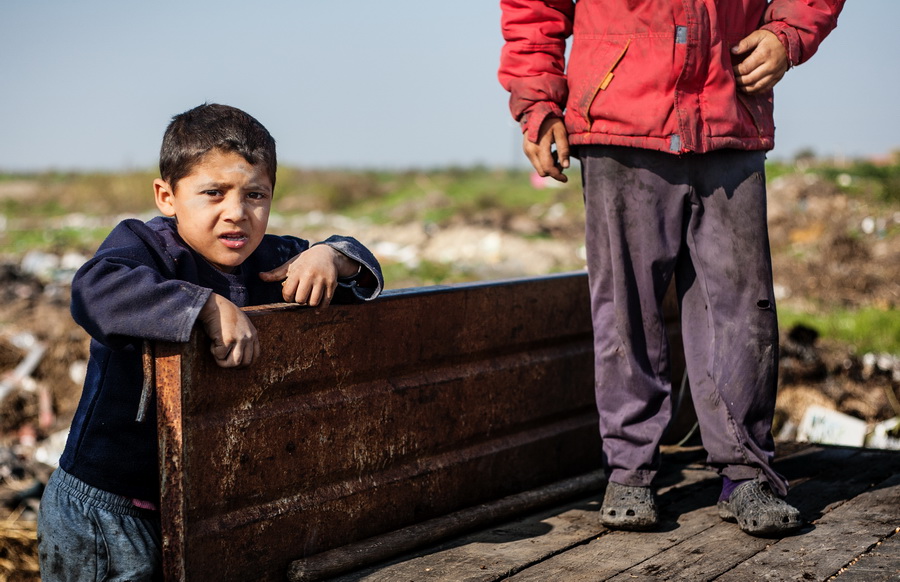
top-left (580, 145), bottom-right (787, 497)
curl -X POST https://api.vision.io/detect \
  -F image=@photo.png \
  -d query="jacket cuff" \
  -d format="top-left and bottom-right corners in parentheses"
top-left (313, 240), bottom-right (384, 301)
top-left (520, 102), bottom-right (565, 144)
top-left (761, 22), bottom-right (801, 68)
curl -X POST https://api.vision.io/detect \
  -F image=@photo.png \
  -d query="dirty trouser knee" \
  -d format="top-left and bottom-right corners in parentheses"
top-left (580, 146), bottom-right (787, 495)
top-left (37, 468), bottom-right (162, 582)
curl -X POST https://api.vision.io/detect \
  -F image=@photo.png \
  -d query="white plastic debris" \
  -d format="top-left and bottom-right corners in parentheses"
top-left (34, 429), bottom-right (70, 467)
top-left (867, 417), bottom-right (900, 451)
top-left (0, 332), bottom-right (46, 400)
top-left (69, 360), bottom-right (88, 386)
top-left (797, 405), bottom-right (868, 447)
top-left (20, 250), bottom-right (59, 281)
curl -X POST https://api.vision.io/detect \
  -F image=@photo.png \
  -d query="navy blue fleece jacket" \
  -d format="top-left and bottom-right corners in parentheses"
top-left (60, 216), bottom-right (383, 502)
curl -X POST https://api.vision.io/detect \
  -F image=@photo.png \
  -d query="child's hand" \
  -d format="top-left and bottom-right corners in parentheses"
top-left (732, 30), bottom-right (789, 94)
top-left (259, 245), bottom-right (360, 308)
top-left (524, 116), bottom-right (570, 183)
top-left (199, 293), bottom-right (260, 368)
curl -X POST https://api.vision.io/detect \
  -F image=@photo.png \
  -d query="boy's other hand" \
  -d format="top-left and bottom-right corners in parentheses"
top-left (524, 117), bottom-right (569, 183)
top-left (732, 30), bottom-right (789, 94)
top-left (199, 293), bottom-right (260, 368)
top-left (259, 245), bottom-right (359, 308)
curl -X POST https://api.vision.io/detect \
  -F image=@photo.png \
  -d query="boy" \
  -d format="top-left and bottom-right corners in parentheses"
top-left (37, 103), bottom-right (383, 580)
top-left (499, 0), bottom-right (843, 536)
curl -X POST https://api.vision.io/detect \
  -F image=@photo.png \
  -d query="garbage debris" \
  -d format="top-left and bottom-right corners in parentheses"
top-left (797, 406), bottom-right (900, 451)
top-left (797, 405), bottom-right (868, 447)
top-left (0, 443), bottom-right (50, 582)
top-left (868, 417), bottom-right (900, 450)
top-left (0, 333), bottom-right (46, 402)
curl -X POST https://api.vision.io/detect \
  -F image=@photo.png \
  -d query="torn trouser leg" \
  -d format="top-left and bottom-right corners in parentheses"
top-left (677, 149), bottom-right (787, 496)
top-left (580, 146), bottom-right (786, 495)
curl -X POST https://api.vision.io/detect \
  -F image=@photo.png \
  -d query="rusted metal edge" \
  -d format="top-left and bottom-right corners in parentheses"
top-left (155, 340), bottom-right (189, 582)
top-left (286, 470), bottom-right (607, 582)
top-left (136, 341), bottom-right (154, 422)
top-left (240, 271), bottom-right (590, 315)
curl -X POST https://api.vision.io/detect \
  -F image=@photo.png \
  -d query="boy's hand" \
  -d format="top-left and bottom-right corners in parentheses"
top-left (732, 30), bottom-right (789, 94)
top-left (259, 245), bottom-right (360, 308)
top-left (524, 116), bottom-right (570, 183)
top-left (199, 293), bottom-right (260, 368)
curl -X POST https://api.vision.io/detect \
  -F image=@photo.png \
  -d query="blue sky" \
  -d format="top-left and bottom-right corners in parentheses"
top-left (1, 1), bottom-right (895, 172)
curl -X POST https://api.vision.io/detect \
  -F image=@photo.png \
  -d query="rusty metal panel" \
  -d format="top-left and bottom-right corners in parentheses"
top-left (155, 272), bottom-right (609, 581)
top-left (155, 343), bottom-right (188, 582)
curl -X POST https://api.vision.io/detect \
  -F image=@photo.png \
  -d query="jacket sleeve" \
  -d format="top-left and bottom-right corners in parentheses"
top-left (498, 0), bottom-right (575, 143)
top-left (315, 235), bottom-right (384, 302)
top-left (761, 0), bottom-right (845, 67)
top-left (70, 220), bottom-right (211, 349)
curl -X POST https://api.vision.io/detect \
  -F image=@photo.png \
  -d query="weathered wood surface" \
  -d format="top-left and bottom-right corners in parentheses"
top-left (337, 443), bottom-right (900, 582)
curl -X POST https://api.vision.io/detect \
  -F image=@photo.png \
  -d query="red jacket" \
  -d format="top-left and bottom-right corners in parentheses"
top-left (499, 0), bottom-right (844, 154)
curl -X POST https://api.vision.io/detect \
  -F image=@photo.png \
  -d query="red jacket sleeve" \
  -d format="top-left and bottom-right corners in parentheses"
top-left (498, 0), bottom-right (575, 143)
top-left (762, 0), bottom-right (845, 67)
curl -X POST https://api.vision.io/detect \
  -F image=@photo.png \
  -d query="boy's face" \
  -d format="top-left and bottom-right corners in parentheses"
top-left (154, 149), bottom-right (273, 273)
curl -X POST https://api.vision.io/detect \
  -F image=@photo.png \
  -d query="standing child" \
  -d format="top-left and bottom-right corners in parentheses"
top-left (499, 0), bottom-right (843, 535)
top-left (37, 103), bottom-right (383, 581)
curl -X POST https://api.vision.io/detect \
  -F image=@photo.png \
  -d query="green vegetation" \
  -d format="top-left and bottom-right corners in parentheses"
top-left (816, 160), bottom-right (900, 204)
top-left (2, 157), bottom-right (898, 356)
top-left (0, 170), bottom-right (158, 217)
top-left (273, 166), bottom-right (586, 226)
top-left (767, 151), bottom-right (900, 204)
top-left (1, 166), bottom-right (586, 256)
top-left (380, 259), bottom-right (482, 289)
top-left (779, 306), bottom-right (900, 355)
top-left (5, 226), bottom-right (115, 256)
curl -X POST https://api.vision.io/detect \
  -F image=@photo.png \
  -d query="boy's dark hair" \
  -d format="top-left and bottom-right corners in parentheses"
top-left (159, 103), bottom-right (277, 189)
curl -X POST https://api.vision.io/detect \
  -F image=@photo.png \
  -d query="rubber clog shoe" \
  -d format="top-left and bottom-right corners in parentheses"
top-left (717, 480), bottom-right (802, 536)
top-left (599, 482), bottom-right (659, 531)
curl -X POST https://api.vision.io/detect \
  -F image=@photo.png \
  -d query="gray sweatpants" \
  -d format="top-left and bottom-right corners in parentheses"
top-left (37, 468), bottom-right (162, 582)
top-left (580, 145), bottom-right (787, 497)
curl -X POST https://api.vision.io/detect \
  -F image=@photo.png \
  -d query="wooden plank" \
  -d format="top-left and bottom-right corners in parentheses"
top-left (831, 530), bottom-right (900, 581)
top-left (586, 447), bottom-right (896, 581)
top-left (716, 470), bottom-right (900, 581)
top-left (598, 447), bottom-right (900, 582)
top-left (494, 445), bottom-right (847, 581)
top-left (303, 436), bottom-right (900, 582)
top-left (329, 444), bottom-right (900, 582)
top-left (335, 445), bottom-right (842, 581)
top-left (338, 448), bottom-right (716, 582)
top-left (290, 471), bottom-right (608, 582)
top-left (506, 482), bottom-right (726, 581)
top-left (336, 495), bottom-right (605, 582)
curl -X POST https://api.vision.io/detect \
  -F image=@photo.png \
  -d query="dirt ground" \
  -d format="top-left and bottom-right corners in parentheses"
top-left (0, 171), bottom-right (898, 579)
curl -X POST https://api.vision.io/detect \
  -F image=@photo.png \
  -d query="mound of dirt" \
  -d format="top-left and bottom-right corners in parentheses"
top-left (767, 173), bottom-right (900, 310)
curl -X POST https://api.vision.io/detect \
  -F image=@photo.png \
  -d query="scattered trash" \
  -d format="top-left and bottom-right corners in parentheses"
top-left (867, 417), bottom-right (900, 451)
top-left (797, 405), bottom-right (868, 447)
top-left (19, 250), bottom-right (87, 286)
top-left (34, 429), bottom-right (68, 468)
top-left (0, 441), bottom-right (51, 582)
top-left (69, 360), bottom-right (88, 386)
top-left (861, 352), bottom-right (900, 384)
top-left (797, 406), bottom-right (900, 451)
top-left (0, 519), bottom-right (40, 581)
top-left (19, 251), bottom-right (60, 282)
top-left (0, 333), bottom-right (45, 402)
